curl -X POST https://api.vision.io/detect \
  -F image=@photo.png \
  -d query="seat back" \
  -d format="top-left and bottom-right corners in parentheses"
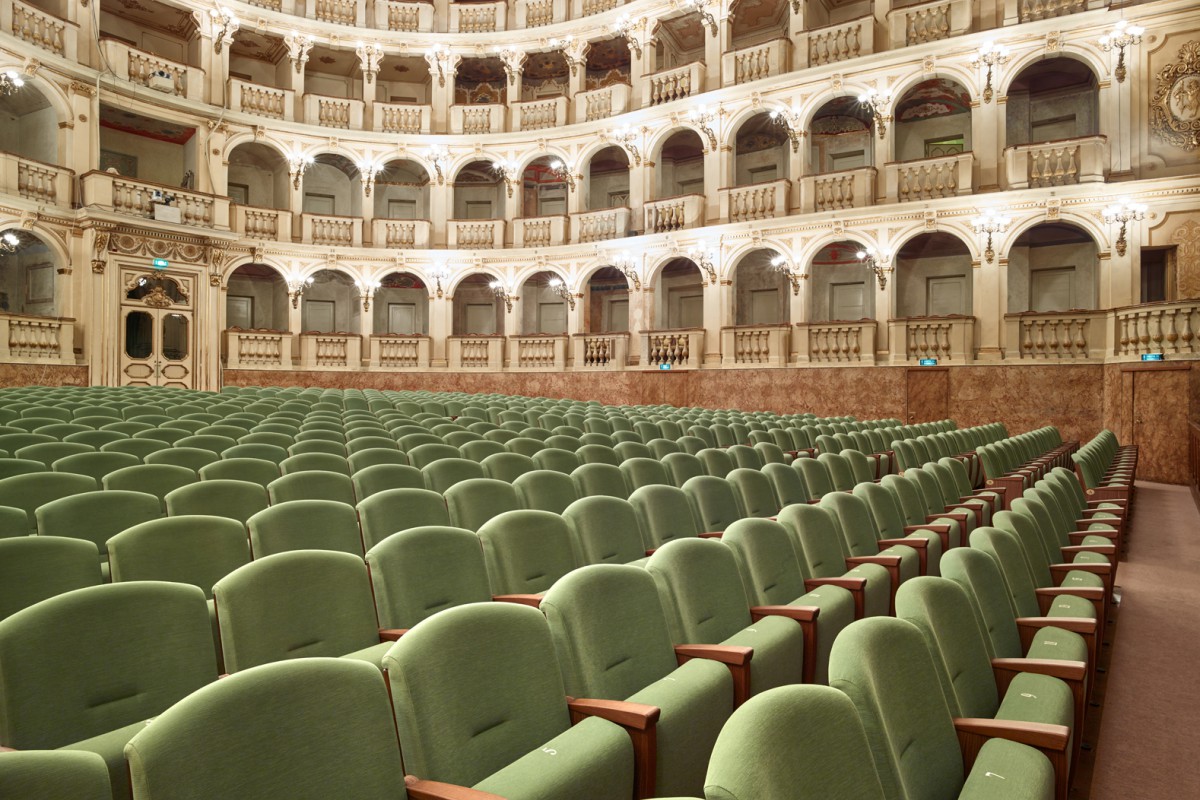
top-left (820, 492), bottom-right (881, 557)
top-left (50, 451), bottom-right (139, 483)
top-left (478, 509), bottom-right (581, 596)
top-left (0, 537), bottom-right (103, 621)
top-left (365, 526), bottom-right (491, 629)
top-left (572, 462), bottom-right (630, 500)
top-left (796, 458), bottom-right (834, 498)
top-left (348, 463), bottom-right (424, 499)
top-left (356, 488), bottom-right (450, 551)
top-left (0, 750), bottom-right (113, 800)
top-left (968, 527), bottom-right (1042, 618)
top-left (166, 480), bottom-right (269, 526)
top-left (563, 496), bottom-right (648, 565)
top-left (444, 477), bottom-right (522, 532)
top-left (683, 475), bottom-right (746, 533)
top-left (0, 472), bottom-right (98, 533)
top-left (629, 483), bottom-right (702, 550)
top-left (775, 504), bottom-right (852, 582)
top-left (267, 470), bottom-right (356, 506)
top-left (698, 448), bottom-right (736, 478)
top-left (248, 500), bottom-right (363, 557)
top-left (109, 516), bottom-right (250, 599)
top-left (532, 447), bottom-right (581, 474)
top-left (645, 538), bottom-right (753, 645)
top-left (762, 462), bottom-right (811, 507)
top-left (939, 547), bottom-right (1023, 659)
top-left (727, 468), bottom-right (780, 519)
top-left (36, 489), bottom-right (162, 558)
top-left (662, 452), bottom-right (705, 487)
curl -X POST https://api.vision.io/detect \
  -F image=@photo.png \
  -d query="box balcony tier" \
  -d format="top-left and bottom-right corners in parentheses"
top-left (369, 334), bottom-right (432, 368)
top-left (720, 179), bottom-right (791, 223)
top-left (721, 325), bottom-right (792, 367)
top-left (2, 0), bottom-right (78, 60)
top-left (307, 0), bottom-right (365, 26)
top-left (795, 321), bottom-right (877, 364)
top-left (449, 335), bottom-right (504, 369)
top-left (0, 152), bottom-right (74, 208)
top-left (724, 38), bottom-right (791, 85)
top-left (0, 313), bottom-right (75, 365)
top-left (644, 62), bottom-right (704, 106)
top-left (644, 194), bottom-right (705, 234)
top-left (509, 334), bottom-right (569, 370)
top-left (228, 79), bottom-right (294, 121)
top-left (800, 16), bottom-right (875, 67)
top-left (100, 38), bottom-right (204, 101)
top-left (888, 0), bottom-right (972, 48)
top-left (450, 1), bottom-right (506, 32)
top-left (575, 84), bottom-right (631, 123)
top-left (451, 104), bottom-right (505, 135)
top-left (641, 329), bottom-right (704, 370)
top-left (82, 172), bottom-right (229, 230)
top-left (303, 94), bottom-right (364, 130)
top-left (800, 168), bottom-right (877, 213)
top-left (514, 216), bottom-right (568, 248)
top-left (372, 219), bottom-right (432, 249)
top-left (1003, 311), bottom-right (1107, 361)
top-left (300, 213), bottom-right (363, 247)
top-left (516, 0), bottom-right (566, 28)
top-left (571, 207), bottom-right (631, 243)
top-left (299, 332), bottom-right (363, 370)
top-left (448, 219), bottom-right (505, 249)
top-left (888, 316), bottom-right (976, 364)
top-left (1004, 136), bottom-right (1108, 189)
top-left (884, 153), bottom-right (974, 202)
top-left (225, 329), bottom-right (295, 370)
top-left (232, 206), bottom-right (293, 242)
top-left (572, 332), bottom-right (629, 369)
top-left (374, 103), bottom-right (431, 134)
top-left (512, 97), bottom-right (568, 132)
top-left (373, 0), bottom-right (434, 31)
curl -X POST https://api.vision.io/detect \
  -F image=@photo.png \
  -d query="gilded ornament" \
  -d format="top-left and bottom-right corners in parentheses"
top-left (1151, 41), bottom-right (1200, 151)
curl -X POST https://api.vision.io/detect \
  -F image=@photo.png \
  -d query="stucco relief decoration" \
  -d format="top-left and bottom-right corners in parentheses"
top-left (1170, 218), bottom-right (1200, 297)
top-left (1151, 41), bottom-right (1200, 151)
top-left (111, 234), bottom-right (209, 264)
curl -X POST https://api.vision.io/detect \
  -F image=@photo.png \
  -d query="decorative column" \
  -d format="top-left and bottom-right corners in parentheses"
top-left (787, 0), bottom-right (806, 71)
top-left (428, 270), bottom-right (452, 368)
top-left (285, 31), bottom-right (314, 119)
top-left (356, 41), bottom-right (384, 131)
top-left (560, 37), bottom-right (589, 101)
top-left (426, 151), bottom-right (453, 248)
top-left (499, 47), bottom-right (527, 124)
top-left (703, 2), bottom-right (723, 91)
top-left (425, 46), bottom-right (459, 135)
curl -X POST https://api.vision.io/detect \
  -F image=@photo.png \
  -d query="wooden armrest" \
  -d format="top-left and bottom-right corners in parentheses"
top-left (877, 537), bottom-right (928, 576)
top-left (378, 628), bottom-right (409, 642)
top-left (991, 657), bottom-right (1087, 683)
top-left (905, 523), bottom-right (952, 551)
top-left (1016, 615), bottom-right (1097, 635)
top-left (805, 577), bottom-right (867, 619)
top-left (935, 510), bottom-right (971, 527)
top-left (567, 698), bottom-right (661, 799)
top-left (1069, 530), bottom-right (1117, 544)
top-left (404, 776), bottom-right (506, 800)
top-left (644, 548), bottom-right (657, 557)
top-left (953, 717), bottom-right (1071, 800)
top-left (1048, 561), bottom-right (1111, 576)
top-left (492, 594), bottom-right (543, 607)
top-left (1060, 544), bottom-right (1117, 566)
top-left (675, 644), bottom-right (754, 709)
top-left (698, 532), bottom-right (724, 539)
top-left (0, 746), bottom-right (16, 753)
top-left (750, 605), bottom-right (820, 684)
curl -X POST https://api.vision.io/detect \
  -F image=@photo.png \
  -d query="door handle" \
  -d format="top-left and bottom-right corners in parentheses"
top-left (1135, 417), bottom-right (1144, 424)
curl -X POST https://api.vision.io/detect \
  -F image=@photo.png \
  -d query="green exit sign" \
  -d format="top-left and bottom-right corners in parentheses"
top-left (152, 258), bottom-right (169, 270)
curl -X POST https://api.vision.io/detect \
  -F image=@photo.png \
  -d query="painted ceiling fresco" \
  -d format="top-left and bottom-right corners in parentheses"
top-left (100, 106), bottom-right (196, 145)
top-left (895, 78), bottom-right (972, 122)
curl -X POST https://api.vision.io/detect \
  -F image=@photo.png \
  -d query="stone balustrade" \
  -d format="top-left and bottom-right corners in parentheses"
top-left (371, 218), bottom-right (432, 249)
top-left (369, 334), bottom-right (431, 368)
top-left (375, 103), bottom-right (431, 134)
top-left (225, 329), bottom-right (294, 369)
top-left (795, 321), bottom-right (876, 364)
top-left (1003, 310), bottom-right (1107, 361)
top-left (889, 0), bottom-right (972, 47)
top-left (574, 0), bottom-right (621, 15)
top-left (517, 0), bottom-right (566, 27)
top-left (572, 332), bottom-right (629, 369)
top-left (576, 83), bottom-right (631, 122)
top-left (1005, 135), bottom-right (1108, 189)
top-left (449, 335), bottom-right (504, 369)
top-left (308, 0), bottom-right (364, 25)
top-left (0, 313), bottom-right (74, 364)
top-left (510, 335), bottom-right (568, 369)
top-left (0, 151), bottom-right (72, 208)
top-left (300, 213), bottom-right (363, 247)
top-left (721, 325), bottom-right (791, 366)
top-left (228, 79), bottom-right (293, 120)
top-left (1113, 300), bottom-right (1200, 359)
top-left (231, 205), bottom-right (293, 242)
top-left (101, 39), bottom-right (203, 101)
top-left (724, 38), bottom-right (790, 85)
top-left (1011, 0), bottom-right (1090, 24)
top-left (3, 0), bottom-right (75, 59)
top-left (889, 316), bottom-right (975, 363)
top-left (644, 194), bottom-right (705, 234)
top-left (450, 1), bottom-right (506, 31)
top-left (720, 179), bottom-right (790, 223)
top-left (641, 329), bottom-right (704, 370)
top-left (304, 94), bottom-right (364, 130)
top-left (81, 172), bottom-right (228, 230)
top-left (373, 0), bottom-right (433, 31)
top-left (512, 96), bottom-right (568, 132)
top-left (645, 62), bottom-right (704, 106)
top-left (514, 216), bottom-right (568, 248)
top-left (800, 168), bottom-right (876, 213)
top-left (299, 332), bottom-right (362, 369)
top-left (448, 219), bottom-right (505, 249)
top-left (571, 207), bottom-right (631, 243)
top-left (802, 16), bottom-right (873, 67)
top-left (451, 104), bottom-right (505, 135)
top-left (884, 153), bottom-right (974, 202)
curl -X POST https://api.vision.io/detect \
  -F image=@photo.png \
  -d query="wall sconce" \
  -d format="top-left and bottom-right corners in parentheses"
top-left (768, 105), bottom-right (803, 153)
top-left (681, 0), bottom-right (719, 37)
top-left (0, 70), bottom-right (23, 97)
top-left (1103, 199), bottom-right (1147, 256)
top-left (970, 40), bottom-right (1009, 104)
top-left (769, 254), bottom-right (806, 296)
top-left (431, 264), bottom-right (450, 298)
top-left (357, 159), bottom-right (383, 197)
top-left (287, 273), bottom-right (314, 308)
top-left (425, 43), bottom-right (452, 87)
top-left (688, 105), bottom-right (719, 151)
top-left (613, 251), bottom-right (642, 290)
top-left (971, 212), bottom-right (1010, 263)
top-left (493, 159), bottom-right (520, 198)
top-left (427, 145), bottom-right (449, 185)
top-left (547, 277), bottom-right (576, 310)
top-left (0, 230), bottom-right (21, 253)
top-left (611, 14), bottom-right (644, 59)
top-left (355, 278), bottom-right (382, 312)
top-left (489, 280), bottom-right (516, 313)
top-left (209, 6), bottom-right (239, 55)
top-left (496, 47), bottom-right (526, 86)
top-left (1100, 19), bottom-right (1144, 83)
top-left (607, 125), bottom-right (642, 166)
top-left (356, 41), bottom-right (384, 84)
top-left (285, 30), bottom-right (314, 74)
top-left (548, 159), bottom-right (577, 192)
top-left (550, 35), bottom-right (589, 76)
top-left (857, 246), bottom-right (892, 291)
top-left (287, 151), bottom-right (315, 189)
top-left (688, 245), bottom-right (718, 284)
top-left (857, 88), bottom-right (892, 139)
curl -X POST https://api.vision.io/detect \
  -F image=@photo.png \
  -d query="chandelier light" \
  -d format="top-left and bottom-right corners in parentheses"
top-left (209, 6), bottom-right (239, 55)
top-left (286, 273), bottom-right (314, 308)
top-left (0, 70), bottom-right (25, 96)
top-left (857, 246), bottom-right (892, 290)
top-left (1099, 19), bottom-right (1144, 83)
top-left (613, 251), bottom-right (642, 291)
top-left (489, 280), bottom-right (516, 312)
top-left (547, 277), bottom-right (576, 310)
top-left (1102, 199), bottom-right (1147, 256)
top-left (971, 212), bottom-right (1010, 263)
top-left (769, 254), bottom-right (806, 295)
top-left (687, 245), bottom-right (718, 284)
top-left (970, 41), bottom-right (1009, 104)
top-left (768, 106), bottom-right (803, 152)
top-left (857, 88), bottom-right (892, 139)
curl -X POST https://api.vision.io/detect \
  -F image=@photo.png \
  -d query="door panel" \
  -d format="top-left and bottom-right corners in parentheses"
top-left (906, 368), bottom-right (950, 424)
top-left (538, 302), bottom-right (566, 334)
top-left (465, 303), bottom-right (495, 335)
top-left (678, 294), bottom-right (703, 328)
top-left (750, 288), bottom-right (780, 325)
top-left (1031, 268), bottom-right (1075, 312)
top-left (388, 303), bottom-right (416, 335)
top-left (120, 307), bottom-right (194, 388)
top-left (1126, 366), bottom-right (1189, 484)
top-left (831, 282), bottom-right (865, 320)
top-left (303, 300), bottom-right (335, 333)
top-left (607, 299), bottom-right (629, 333)
top-left (927, 276), bottom-right (967, 316)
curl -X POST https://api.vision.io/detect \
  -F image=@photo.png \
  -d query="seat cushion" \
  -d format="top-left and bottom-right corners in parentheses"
top-left (1046, 594), bottom-right (1098, 620)
top-left (340, 640), bottom-right (392, 669)
top-left (960, 738), bottom-right (1055, 800)
top-left (59, 718), bottom-right (150, 800)
top-left (994, 673), bottom-right (1075, 737)
top-left (720, 615), bottom-right (804, 699)
top-left (1025, 627), bottom-right (1090, 665)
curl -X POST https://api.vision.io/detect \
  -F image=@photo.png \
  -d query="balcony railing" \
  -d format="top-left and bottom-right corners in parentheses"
top-left (510, 334), bottom-right (568, 369)
top-left (889, 0), bottom-right (971, 47)
top-left (369, 334), bottom-right (431, 368)
top-left (802, 17), bottom-right (873, 67)
top-left (514, 216), bottom-right (568, 248)
top-left (800, 168), bottom-right (876, 213)
top-left (889, 316), bottom-right (975, 363)
top-left (1005, 135), bottom-right (1108, 189)
top-left (1114, 300), bottom-right (1200, 359)
top-left (375, 103), bottom-right (431, 134)
top-left (225, 329), bottom-right (294, 369)
top-left (449, 335), bottom-right (504, 369)
top-left (0, 313), bottom-right (74, 364)
top-left (373, 0), bottom-right (433, 31)
top-left (721, 179), bottom-right (790, 223)
top-left (299, 332), bottom-right (362, 369)
top-left (795, 321), bottom-right (876, 364)
top-left (885, 153), bottom-right (973, 202)
top-left (0, 152), bottom-right (73, 208)
top-left (100, 39), bottom-right (203, 101)
top-left (517, 0), bottom-right (565, 27)
top-left (450, 1), bottom-right (505, 31)
top-left (512, 96), bottom-right (568, 131)
top-left (3, 0), bottom-right (76, 59)
top-left (644, 194), bottom-right (704, 234)
top-left (574, 0), bottom-right (620, 15)
top-left (81, 172), bottom-right (228, 229)
top-left (308, 0), bottom-right (363, 26)
top-left (576, 83), bottom-right (631, 123)
top-left (572, 332), bottom-right (629, 369)
top-left (228, 79), bottom-right (293, 120)
top-left (725, 38), bottom-right (790, 85)
top-left (571, 207), bottom-right (631, 243)
top-left (1013, 0), bottom-right (1089, 23)
top-left (304, 94), bottom-right (363, 130)
top-left (372, 218), bottom-right (432, 249)
top-left (448, 219), bottom-right (504, 249)
top-left (645, 62), bottom-right (703, 106)
top-left (642, 329), bottom-right (703, 369)
top-left (1004, 310), bottom-right (1106, 361)
top-left (451, 104), bottom-right (504, 135)
top-left (721, 325), bottom-right (791, 366)
top-left (300, 213), bottom-right (362, 246)
top-left (231, 205), bottom-right (292, 242)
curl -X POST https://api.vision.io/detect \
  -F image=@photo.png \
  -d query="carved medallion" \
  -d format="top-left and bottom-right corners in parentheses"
top-left (1151, 41), bottom-right (1200, 151)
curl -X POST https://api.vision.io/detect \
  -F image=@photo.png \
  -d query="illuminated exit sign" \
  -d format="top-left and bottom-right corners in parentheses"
top-left (152, 258), bottom-right (169, 270)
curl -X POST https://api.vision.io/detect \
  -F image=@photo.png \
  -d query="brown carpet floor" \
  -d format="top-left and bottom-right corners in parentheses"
top-left (1088, 481), bottom-right (1200, 799)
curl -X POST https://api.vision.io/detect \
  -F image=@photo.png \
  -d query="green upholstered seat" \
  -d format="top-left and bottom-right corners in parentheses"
top-left (50, 451), bottom-right (140, 483)
top-left (562, 495), bottom-right (650, 566)
top-left (821, 491), bottom-right (931, 579)
top-left (225, 442), bottom-right (291, 462)
top-left (460, 439), bottom-right (508, 462)
top-left (144, 446), bottom-right (220, 473)
top-left (0, 457), bottom-right (47, 480)
top-left (682, 476), bottom-right (746, 534)
top-left (630, 484), bottom-right (703, 553)
top-left (174, 434), bottom-right (239, 454)
top-left (830, 617), bottom-right (1062, 800)
top-left (697, 449), bottom-right (735, 478)
top-left (247, 500), bottom-right (363, 557)
top-left (0, 582), bottom-right (218, 798)
top-left (98, 438), bottom-right (169, 460)
top-left (796, 458), bottom-right (836, 499)
top-left (761, 462), bottom-right (811, 507)
top-left (543, 563), bottom-right (733, 797)
top-left (165, 480), bottom-right (268, 526)
top-left (278, 452), bottom-right (351, 476)
top-left (478, 509), bottom-right (581, 597)
top-left (816, 453), bottom-right (856, 491)
top-left (365, 526), bottom-right (492, 629)
top-left (577, 444), bottom-right (620, 466)
top-left (725, 469), bottom-right (782, 521)
top-left (35, 489), bottom-right (162, 580)
top-left (620, 457), bottom-right (672, 491)
top-left (513, 469), bottom-right (579, 514)
top-left (407, 442), bottom-right (461, 469)
top-left (267, 470), bottom-right (357, 506)
top-left (0, 472), bottom-right (97, 534)
top-left (125, 658), bottom-right (409, 800)
top-left (286, 439), bottom-right (348, 457)
top-left (0, 750), bottom-right (113, 800)
top-left (615, 441), bottom-right (654, 461)
top-left (422, 457), bottom-right (487, 493)
top-left (198, 457), bottom-right (280, 488)
top-left (0, 506), bottom-right (27, 539)
top-left (62, 430), bottom-right (128, 449)
top-left (970, 528), bottom-right (1101, 625)
top-left (357, 488), bottom-right (450, 551)
top-left (532, 447), bottom-right (581, 474)
top-left (349, 463), bottom-right (424, 499)
top-left (214, 551), bottom-right (389, 673)
top-left (103, 464), bottom-right (196, 510)
top-left (855, 480), bottom-right (961, 554)
top-left (481, 451), bottom-right (536, 483)
top-left (721, 518), bottom-right (856, 685)
top-left (445, 478), bottom-right (522, 532)
top-left (647, 538), bottom-right (806, 702)
top-left (108, 515), bottom-right (250, 602)
top-left (0, 537), bottom-right (103, 621)
top-left (384, 602), bottom-right (636, 799)
top-left (702, 685), bottom-right (887, 800)
top-left (571, 462), bottom-right (630, 500)
top-left (15, 442), bottom-right (95, 469)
